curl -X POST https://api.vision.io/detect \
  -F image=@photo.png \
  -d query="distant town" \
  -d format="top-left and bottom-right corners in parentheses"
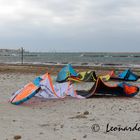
top-left (0, 48), bottom-right (27, 56)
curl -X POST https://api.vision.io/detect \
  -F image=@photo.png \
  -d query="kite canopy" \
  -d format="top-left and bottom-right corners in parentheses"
top-left (10, 77), bottom-right (42, 105)
top-left (10, 73), bottom-right (83, 105)
top-left (68, 71), bottom-right (97, 82)
top-left (78, 71), bottom-right (97, 82)
top-left (56, 64), bottom-right (113, 83)
top-left (37, 73), bottom-right (83, 99)
top-left (77, 77), bottom-right (139, 98)
top-left (68, 71), bottom-right (114, 82)
top-left (56, 64), bottom-right (78, 83)
top-left (110, 69), bottom-right (139, 81)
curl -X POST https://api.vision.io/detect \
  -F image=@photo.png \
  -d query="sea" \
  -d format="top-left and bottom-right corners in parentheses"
top-left (1, 52), bottom-right (140, 68)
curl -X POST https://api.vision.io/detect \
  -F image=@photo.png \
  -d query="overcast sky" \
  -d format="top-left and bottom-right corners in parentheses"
top-left (0, 0), bottom-right (140, 52)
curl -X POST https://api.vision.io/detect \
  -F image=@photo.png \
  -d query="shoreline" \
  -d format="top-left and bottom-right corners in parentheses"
top-left (0, 63), bottom-right (140, 75)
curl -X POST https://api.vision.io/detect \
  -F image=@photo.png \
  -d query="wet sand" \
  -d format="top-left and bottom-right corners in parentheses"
top-left (0, 65), bottom-right (140, 140)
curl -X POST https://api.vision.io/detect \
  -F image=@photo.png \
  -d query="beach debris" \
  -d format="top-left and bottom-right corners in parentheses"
top-left (83, 135), bottom-right (87, 138)
top-left (39, 132), bottom-right (44, 135)
top-left (60, 124), bottom-right (64, 128)
top-left (39, 124), bottom-right (50, 127)
top-left (69, 114), bottom-right (87, 119)
top-left (83, 111), bottom-right (89, 115)
top-left (69, 111), bottom-right (89, 119)
top-left (89, 118), bottom-right (96, 121)
top-left (13, 135), bottom-right (21, 140)
top-left (53, 128), bottom-right (59, 131)
top-left (69, 112), bottom-right (88, 119)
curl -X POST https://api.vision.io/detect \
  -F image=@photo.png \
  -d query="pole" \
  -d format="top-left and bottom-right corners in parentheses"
top-left (21, 47), bottom-right (24, 64)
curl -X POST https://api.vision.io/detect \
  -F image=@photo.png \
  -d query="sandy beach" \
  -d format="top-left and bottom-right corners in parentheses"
top-left (0, 65), bottom-right (140, 140)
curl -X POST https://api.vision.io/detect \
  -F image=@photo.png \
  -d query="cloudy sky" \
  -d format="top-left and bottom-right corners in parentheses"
top-left (0, 0), bottom-right (140, 52)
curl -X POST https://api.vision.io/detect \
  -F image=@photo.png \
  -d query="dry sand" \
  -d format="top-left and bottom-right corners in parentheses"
top-left (0, 65), bottom-right (140, 140)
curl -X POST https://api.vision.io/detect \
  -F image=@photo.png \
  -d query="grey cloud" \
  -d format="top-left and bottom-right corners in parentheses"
top-left (0, 0), bottom-right (140, 52)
